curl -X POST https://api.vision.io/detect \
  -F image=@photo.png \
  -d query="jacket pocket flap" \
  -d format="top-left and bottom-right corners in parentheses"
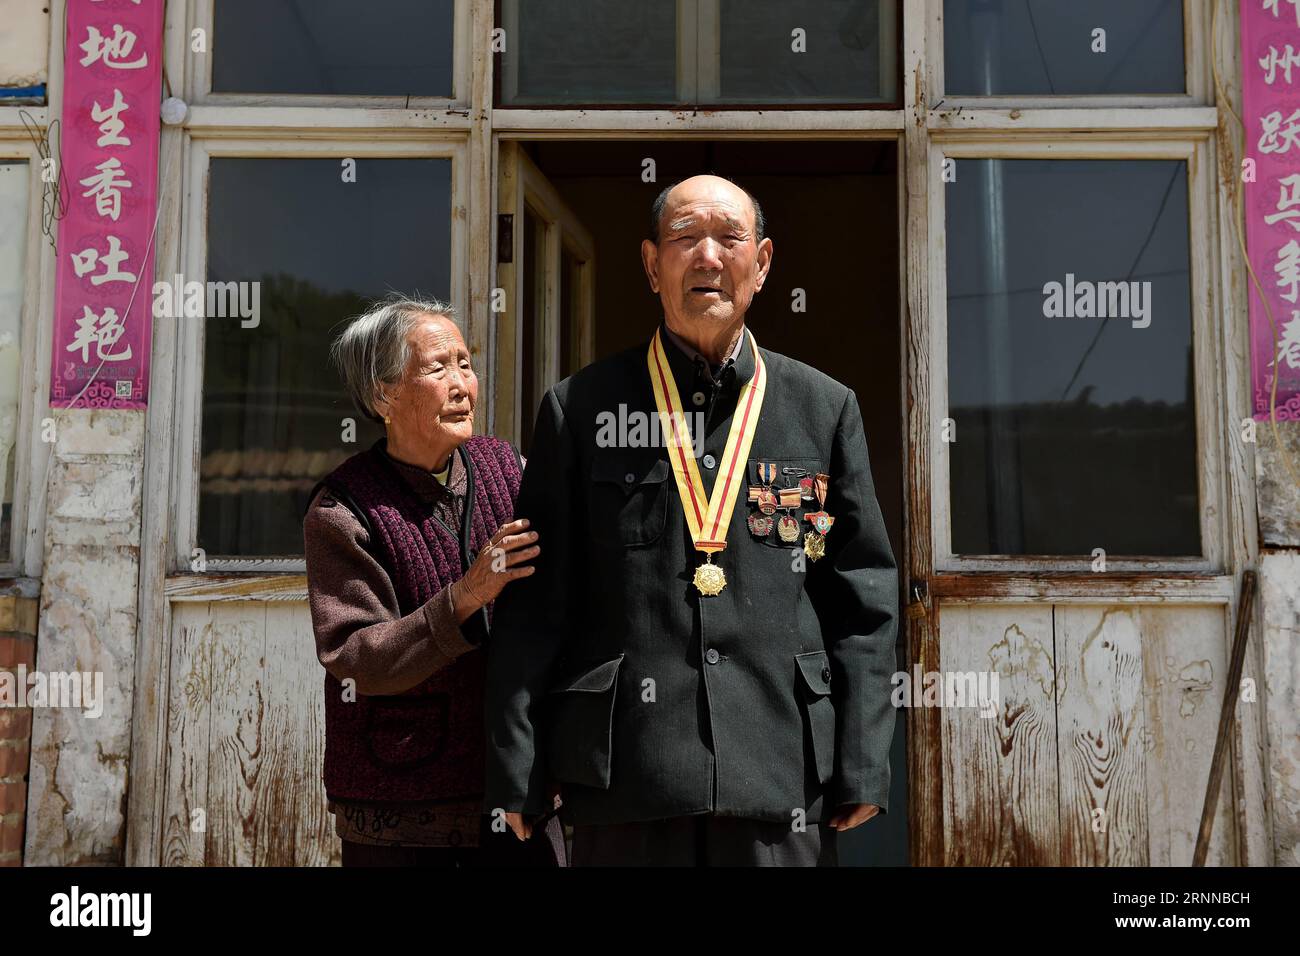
top-left (591, 457), bottom-right (670, 490)
top-left (795, 650), bottom-right (832, 696)
top-left (548, 653), bottom-right (626, 694)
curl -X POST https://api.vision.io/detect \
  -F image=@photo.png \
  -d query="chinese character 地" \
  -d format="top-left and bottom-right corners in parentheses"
top-left (79, 24), bottom-right (148, 70)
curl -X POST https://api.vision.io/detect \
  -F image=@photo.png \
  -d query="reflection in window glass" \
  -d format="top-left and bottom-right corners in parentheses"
top-left (943, 0), bottom-right (1184, 96)
top-left (0, 162), bottom-right (28, 563)
top-left (945, 159), bottom-right (1199, 556)
top-left (213, 0), bottom-right (453, 96)
top-left (504, 0), bottom-right (677, 105)
top-left (500, 0), bottom-right (896, 105)
top-left (719, 0), bottom-right (893, 104)
top-left (201, 158), bottom-right (452, 556)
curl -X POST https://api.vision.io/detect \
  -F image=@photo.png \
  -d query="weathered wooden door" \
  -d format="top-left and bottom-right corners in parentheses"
top-left (902, 129), bottom-right (1265, 866)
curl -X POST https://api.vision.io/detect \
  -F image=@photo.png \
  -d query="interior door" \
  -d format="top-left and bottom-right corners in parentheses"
top-left (494, 141), bottom-right (596, 452)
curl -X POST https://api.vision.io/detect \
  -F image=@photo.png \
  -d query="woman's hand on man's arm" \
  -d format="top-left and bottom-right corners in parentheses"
top-left (449, 517), bottom-right (540, 622)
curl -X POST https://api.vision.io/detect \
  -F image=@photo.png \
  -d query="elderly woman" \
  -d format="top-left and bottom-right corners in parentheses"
top-left (303, 296), bottom-right (563, 868)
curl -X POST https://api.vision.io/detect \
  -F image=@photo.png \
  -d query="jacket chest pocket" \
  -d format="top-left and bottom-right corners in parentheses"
top-left (588, 457), bottom-right (670, 547)
top-left (745, 456), bottom-right (824, 549)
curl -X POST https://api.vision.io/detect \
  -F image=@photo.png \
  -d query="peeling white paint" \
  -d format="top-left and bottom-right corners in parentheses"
top-left (25, 410), bottom-right (143, 865)
top-left (1260, 552), bottom-right (1300, 867)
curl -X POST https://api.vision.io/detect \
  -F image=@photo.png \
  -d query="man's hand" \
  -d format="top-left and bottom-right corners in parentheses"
top-left (504, 785), bottom-right (561, 842)
top-left (504, 812), bottom-right (532, 841)
top-left (827, 803), bottom-right (880, 831)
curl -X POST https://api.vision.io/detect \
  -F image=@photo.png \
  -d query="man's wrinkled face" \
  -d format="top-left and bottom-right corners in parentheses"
top-left (641, 177), bottom-right (773, 331)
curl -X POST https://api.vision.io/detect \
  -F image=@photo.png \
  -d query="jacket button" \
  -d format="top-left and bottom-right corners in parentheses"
top-left (692, 391), bottom-right (706, 406)
top-left (705, 648), bottom-right (720, 665)
top-left (821, 666), bottom-right (832, 684)
top-left (702, 454), bottom-right (717, 470)
top-left (624, 472), bottom-right (636, 484)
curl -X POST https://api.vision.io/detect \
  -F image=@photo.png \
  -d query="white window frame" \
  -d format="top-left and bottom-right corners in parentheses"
top-left (168, 134), bottom-right (470, 574)
top-left (0, 122), bottom-right (55, 579)
top-left (187, 0), bottom-right (471, 110)
top-left (924, 0), bottom-right (1212, 110)
top-left (926, 134), bottom-right (1226, 574)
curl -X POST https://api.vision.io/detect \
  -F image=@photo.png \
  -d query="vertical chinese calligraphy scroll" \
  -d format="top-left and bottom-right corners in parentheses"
top-left (49, 0), bottom-right (163, 409)
top-left (1243, 0), bottom-right (1300, 420)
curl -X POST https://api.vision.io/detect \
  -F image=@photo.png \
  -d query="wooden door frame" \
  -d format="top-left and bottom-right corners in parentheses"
top-left (491, 140), bottom-right (596, 445)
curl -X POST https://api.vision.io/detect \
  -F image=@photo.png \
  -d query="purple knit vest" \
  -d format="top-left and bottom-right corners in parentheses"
top-left (318, 435), bottom-right (521, 802)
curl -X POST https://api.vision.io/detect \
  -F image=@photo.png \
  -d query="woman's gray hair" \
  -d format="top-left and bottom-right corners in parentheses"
top-left (330, 295), bottom-right (458, 423)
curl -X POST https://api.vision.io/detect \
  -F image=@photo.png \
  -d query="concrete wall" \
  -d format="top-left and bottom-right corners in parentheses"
top-left (0, 0), bottom-right (49, 90)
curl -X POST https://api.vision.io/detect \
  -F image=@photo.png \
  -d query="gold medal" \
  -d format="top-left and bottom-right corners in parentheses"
top-left (778, 514), bottom-right (800, 542)
top-left (804, 530), bottom-right (826, 561)
top-left (648, 328), bottom-right (767, 597)
top-left (693, 556), bottom-right (727, 596)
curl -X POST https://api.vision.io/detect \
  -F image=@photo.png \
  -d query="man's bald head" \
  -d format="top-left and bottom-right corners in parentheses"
top-left (650, 174), bottom-right (765, 244)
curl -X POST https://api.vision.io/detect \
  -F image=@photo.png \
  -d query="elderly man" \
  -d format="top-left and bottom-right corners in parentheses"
top-left (484, 174), bottom-right (897, 866)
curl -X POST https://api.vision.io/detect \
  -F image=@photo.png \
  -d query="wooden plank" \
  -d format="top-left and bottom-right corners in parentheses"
top-left (493, 141), bottom-right (521, 443)
top-left (931, 574), bottom-right (1235, 604)
top-left (928, 107), bottom-right (1218, 132)
top-left (469, 0), bottom-right (495, 436)
top-left (125, 0), bottom-right (191, 864)
top-left (258, 604), bottom-right (337, 866)
top-left (1139, 604), bottom-right (1235, 865)
top-left (902, 0), bottom-right (941, 868)
top-left (160, 605), bottom-right (213, 866)
top-left (202, 603), bottom-right (267, 867)
top-left (1054, 606), bottom-right (1150, 865)
top-left (490, 109), bottom-right (905, 135)
top-left (165, 574), bottom-right (308, 602)
top-left (1211, 0), bottom-right (1273, 868)
top-left (940, 604), bottom-right (1060, 865)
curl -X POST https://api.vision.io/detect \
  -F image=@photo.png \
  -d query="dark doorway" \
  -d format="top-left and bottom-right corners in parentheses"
top-left (521, 139), bottom-right (906, 865)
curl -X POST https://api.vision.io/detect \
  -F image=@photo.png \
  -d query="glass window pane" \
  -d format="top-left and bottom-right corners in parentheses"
top-left (503, 0), bottom-right (678, 105)
top-left (718, 0), bottom-right (894, 104)
top-left (500, 0), bottom-right (897, 106)
top-left (212, 0), bottom-right (453, 96)
top-left (0, 161), bottom-right (29, 563)
top-left (200, 158), bottom-right (452, 557)
top-left (944, 159), bottom-right (1199, 557)
top-left (943, 0), bottom-right (1184, 96)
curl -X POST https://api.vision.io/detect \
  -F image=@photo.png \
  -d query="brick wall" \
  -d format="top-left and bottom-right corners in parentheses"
top-left (0, 594), bottom-right (38, 866)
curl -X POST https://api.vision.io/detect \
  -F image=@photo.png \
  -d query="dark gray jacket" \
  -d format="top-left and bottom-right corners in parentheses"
top-left (483, 324), bottom-right (898, 826)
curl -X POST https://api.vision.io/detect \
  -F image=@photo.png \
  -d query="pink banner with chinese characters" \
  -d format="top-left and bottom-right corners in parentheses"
top-left (1243, 0), bottom-right (1300, 420)
top-left (50, 0), bottom-right (163, 408)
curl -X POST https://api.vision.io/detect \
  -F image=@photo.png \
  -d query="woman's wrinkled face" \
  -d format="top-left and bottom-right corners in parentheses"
top-left (380, 314), bottom-right (477, 458)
